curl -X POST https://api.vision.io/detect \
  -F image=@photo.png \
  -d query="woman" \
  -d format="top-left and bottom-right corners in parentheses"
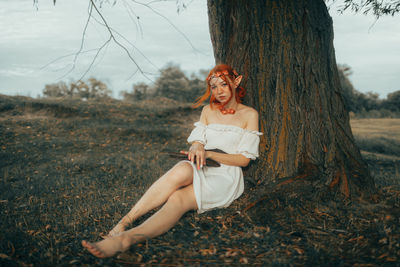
top-left (82, 64), bottom-right (262, 258)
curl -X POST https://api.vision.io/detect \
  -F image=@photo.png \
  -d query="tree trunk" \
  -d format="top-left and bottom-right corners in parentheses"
top-left (207, 0), bottom-right (375, 199)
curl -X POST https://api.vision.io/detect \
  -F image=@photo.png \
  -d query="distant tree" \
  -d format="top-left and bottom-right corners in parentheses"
top-left (152, 64), bottom-right (205, 102)
top-left (43, 81), bottom-right (69, 97)
top-left (154, 64), bottom-right (190, 102)
top-left (79, 78), bottom-right (111, 99)
top-left (336, 65), bottom-right (400, 117)
top-left (383, 90), bottom-right (400, 112)
top-left (121, 65), bottom-right (205, 103)
top-left (122, 82), bottom-right (150, 101)
top-left (364, 92), bottom-right (381, 111)
top-left (186, 77), bottom-right (205, 102)
top-left (337, 65), bottom-right (359, 112)
top-left (133, 82), bottom-right (149, 101)
top-left (42, 78), bottom-right (111, 99)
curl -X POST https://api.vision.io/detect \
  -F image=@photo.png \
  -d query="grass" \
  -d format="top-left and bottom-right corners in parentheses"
top-left (350, 118), bottom-right (400, 187)
top-left (1, 95), bottom-right (399, 266)
top-left (351, 118), bottom-right (400, 157)
top-left (0, 95), bottom-right (198, 265)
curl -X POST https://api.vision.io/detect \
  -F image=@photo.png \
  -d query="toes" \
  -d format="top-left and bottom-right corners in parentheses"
top-left (82, 240), bottom-right (95, 250)
top-left (92, 249), bottom-right (105, 258)
top-left (83, 241), bottom-right (106, 258)
top-left (82, 240), bottom-right (90, 248)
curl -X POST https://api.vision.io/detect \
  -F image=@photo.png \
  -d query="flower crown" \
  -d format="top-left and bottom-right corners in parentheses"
top-left (206, 69), bottom-right (239, 81)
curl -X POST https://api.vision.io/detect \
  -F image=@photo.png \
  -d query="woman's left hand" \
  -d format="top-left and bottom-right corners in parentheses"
top-left (180, 142), bottom-right (206, 170)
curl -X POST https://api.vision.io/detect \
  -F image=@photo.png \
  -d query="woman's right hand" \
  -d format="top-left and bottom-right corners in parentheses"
top-left (188, 142), bottom-right (205, 170)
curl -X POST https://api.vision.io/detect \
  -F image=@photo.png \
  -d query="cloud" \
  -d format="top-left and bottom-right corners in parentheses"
top-left (0, 66), bottom-right (36, 77)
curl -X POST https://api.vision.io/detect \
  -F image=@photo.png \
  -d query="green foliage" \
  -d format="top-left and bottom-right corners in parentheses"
top-left (43, 78), bottom-right (111, 100)
top-left (338, 64), bottom-right (358, 111)
top-left (121, 64), bottom-right (206, 103)
top-left (154, 64), bottom-right (190, 101)
top-left (121, 82), bottom-right (150, 101)
top-left (337, 0), bottom-right (400, 17)
top-left (338, 65), bottom-right (400, 117)
top-left (385, 90), bottom-right (400, 111)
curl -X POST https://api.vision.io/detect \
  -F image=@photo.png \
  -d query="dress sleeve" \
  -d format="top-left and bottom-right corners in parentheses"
top-left (237, 130), bottom-right (263, 160)
top-left (187, 122), bottom-right (207, 145)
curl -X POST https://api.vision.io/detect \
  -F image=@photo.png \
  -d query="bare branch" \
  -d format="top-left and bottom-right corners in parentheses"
top-left (35, 0), bottom-right (204, 83)
top-left (90, 0), bottom-right (154, 82)
top-left (78, 36), bottom-right (112, 81)
top-left (129, 0), bottom-right (206, 56)
top-left (122, 0), bottom-right (144, 39)
top-left (58, 1), bottom-right (94, 80)
top-left (88, 2), bottom-right (160, 76)
top-left (40, 48), bottom-right (102, 71)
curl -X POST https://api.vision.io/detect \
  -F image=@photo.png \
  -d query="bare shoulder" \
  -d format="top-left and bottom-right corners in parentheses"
top-left (239, 105), bottom-right (258, 119)
top-left (239, 105), bottom-right (259, 131)
top-left (202, 104), bottom-right (212, 113)
top-left (201, 104), bottom-right (213, 118)
top-left (200, 105), bottom-right (211, 124)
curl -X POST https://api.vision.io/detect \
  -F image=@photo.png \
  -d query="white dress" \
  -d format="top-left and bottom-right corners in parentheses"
top-left (185, 122), bottom-right (262, 214)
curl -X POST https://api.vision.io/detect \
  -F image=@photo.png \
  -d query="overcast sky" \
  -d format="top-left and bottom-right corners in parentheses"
top-left (0, 0), bottom-right (399, 98)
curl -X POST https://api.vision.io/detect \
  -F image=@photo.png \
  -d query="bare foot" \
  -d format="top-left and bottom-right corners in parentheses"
top-left (108, 216), bottom-right (132, 237)
top-left (82, 234), bottom-right (131, 258)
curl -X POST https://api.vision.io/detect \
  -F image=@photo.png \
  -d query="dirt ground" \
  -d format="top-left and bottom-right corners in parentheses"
top-left (0, 95), bottom-right (399, 266)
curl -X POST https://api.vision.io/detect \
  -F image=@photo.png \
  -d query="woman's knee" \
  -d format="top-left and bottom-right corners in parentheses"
top-left (164, 161), bottom-right (193, 186)
top-left (167, 187), bottom-right (197, 211)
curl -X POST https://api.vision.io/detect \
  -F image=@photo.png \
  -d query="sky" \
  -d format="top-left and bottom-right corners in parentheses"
top-left (0, 0), bottom-right (399, 99)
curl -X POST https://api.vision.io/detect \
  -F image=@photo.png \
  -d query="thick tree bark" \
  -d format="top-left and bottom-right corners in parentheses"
top-left (207, 0), bottom-right (375, 198)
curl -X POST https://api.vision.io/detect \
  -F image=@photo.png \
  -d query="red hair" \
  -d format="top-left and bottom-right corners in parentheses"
top-left (193, 64), bottom-right (246, 109)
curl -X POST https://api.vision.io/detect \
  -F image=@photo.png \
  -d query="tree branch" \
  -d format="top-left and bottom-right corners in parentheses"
top-left (335, 0), bottom-right (400, 17)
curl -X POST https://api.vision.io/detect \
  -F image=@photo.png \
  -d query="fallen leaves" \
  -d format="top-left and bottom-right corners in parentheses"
top-left (1, 96), bottom-right (400, 266)
top-left (199, 244), bottom-right (216, 256)
top-left (0, 253), bottom-right (9, 259)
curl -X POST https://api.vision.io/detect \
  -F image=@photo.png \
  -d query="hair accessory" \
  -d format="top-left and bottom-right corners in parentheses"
top-left (206, 69), bottom-right (238, 81)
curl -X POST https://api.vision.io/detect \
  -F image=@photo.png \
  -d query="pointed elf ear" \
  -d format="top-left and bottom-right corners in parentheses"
top-left (234, 75), bottom-right (243, 86)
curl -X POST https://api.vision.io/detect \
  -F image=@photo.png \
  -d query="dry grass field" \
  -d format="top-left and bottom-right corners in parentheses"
top-left (0, 95), bottom-right (399, 266)
top-left (351, 118), bottom-right (400, 156)
top-left (351, 118), bottom-right (400, 187)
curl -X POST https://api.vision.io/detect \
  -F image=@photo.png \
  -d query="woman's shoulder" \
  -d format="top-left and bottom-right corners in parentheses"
top-left (238, 104), bottom-right (259, 131)
top-left (201, 104), bottom-right (218, 117)
top-left (238, 104), bottom-right (258, 118)
top-left (202, 104), bottom-right (212, 112)
top-left (199, 105), bottom-right (212, 124)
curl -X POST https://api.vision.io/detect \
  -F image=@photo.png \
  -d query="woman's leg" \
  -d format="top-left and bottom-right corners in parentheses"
top-left (108, 161), bottom-right (194, 236)
top-left (82, 184), bottom-right (198, 258)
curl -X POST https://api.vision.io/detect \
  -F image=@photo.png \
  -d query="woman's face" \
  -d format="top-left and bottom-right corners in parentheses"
top-left (210, 76), bottom-right (234, 104)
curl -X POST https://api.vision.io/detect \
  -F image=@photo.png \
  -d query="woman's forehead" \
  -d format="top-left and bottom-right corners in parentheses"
top-left (209, 77), bottom-right (226, 85)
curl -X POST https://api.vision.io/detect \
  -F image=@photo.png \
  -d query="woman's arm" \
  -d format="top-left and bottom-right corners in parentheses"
top-left (206, 151), bottom-right (250, 167)
top-left (187, 106), bottom-right (209, 169)
top-left (206, 108), bottom-right (259, 168)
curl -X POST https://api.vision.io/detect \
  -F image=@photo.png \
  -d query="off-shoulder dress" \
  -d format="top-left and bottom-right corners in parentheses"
top-left (185, 122), bottom-right (262, 213)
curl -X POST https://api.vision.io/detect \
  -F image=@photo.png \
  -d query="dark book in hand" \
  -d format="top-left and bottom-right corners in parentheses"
top-left (165, 149), bottom-right (227, 167)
